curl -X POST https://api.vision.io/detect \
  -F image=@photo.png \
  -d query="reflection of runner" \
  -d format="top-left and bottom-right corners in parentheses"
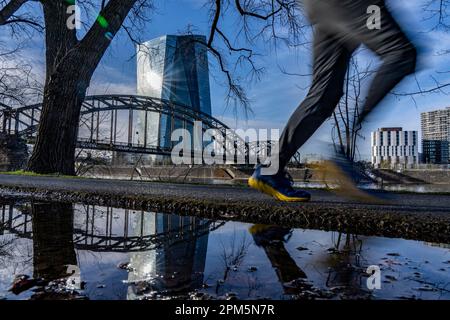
top-left (250, 0), bottom-right (417, 202)
top-left (249, 225), bottom-right (307, 294)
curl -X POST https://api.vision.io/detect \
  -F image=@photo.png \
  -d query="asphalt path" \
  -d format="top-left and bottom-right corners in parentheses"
top-left (0, 174), bottom-right (449, 243)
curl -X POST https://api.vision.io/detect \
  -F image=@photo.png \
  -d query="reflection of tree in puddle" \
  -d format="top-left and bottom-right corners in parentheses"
top-left (0, 202), bottom-right (34, 295)
top-left (213, 230), bottom-right (251, 298)
top-left (29, 202), bottom-right (83, 300)
top-left (32, 202), bottom-right (77, 281)
top-left (324, 232), bottom-right (372, 299)
top-left (0, 202), bottom-right (82, 299)
top-left (0, 217), bottom-right (12, 259)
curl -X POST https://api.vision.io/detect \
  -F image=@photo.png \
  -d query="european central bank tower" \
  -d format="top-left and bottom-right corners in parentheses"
top-left (136, 35), bottom-right (212, 162)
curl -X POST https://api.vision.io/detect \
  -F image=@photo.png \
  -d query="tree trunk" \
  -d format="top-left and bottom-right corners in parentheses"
top-left (25, 0), bottom-right (138, 175)
top-left (27, 59), bottom-right (88, 175)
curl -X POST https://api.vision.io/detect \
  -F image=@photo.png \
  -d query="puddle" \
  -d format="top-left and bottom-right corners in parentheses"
top-left (0, 201), bottom-right (449, 300)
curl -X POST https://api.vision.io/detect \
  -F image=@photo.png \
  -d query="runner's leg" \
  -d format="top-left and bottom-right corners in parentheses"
top-left (278, 29), bottom-right (355, 171)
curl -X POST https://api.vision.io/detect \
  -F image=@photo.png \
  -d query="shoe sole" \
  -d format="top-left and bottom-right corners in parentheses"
top-left (248, 177), bottom-right (311, 202)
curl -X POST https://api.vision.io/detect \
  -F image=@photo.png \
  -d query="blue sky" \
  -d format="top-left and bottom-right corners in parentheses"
top-left (2, 0), bottom-right (450, 160)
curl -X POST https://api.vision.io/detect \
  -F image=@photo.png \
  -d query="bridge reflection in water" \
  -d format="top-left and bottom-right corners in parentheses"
top-left (0, 202), bottom-right (223, 298)
top-left (0, 201), bottom-right (371, 299)
top-left (2, 202), bottom-right (448, 300)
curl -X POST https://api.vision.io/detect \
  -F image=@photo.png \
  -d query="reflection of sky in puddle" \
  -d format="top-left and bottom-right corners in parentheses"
top-left (0, 202), bottom-right (449, 300)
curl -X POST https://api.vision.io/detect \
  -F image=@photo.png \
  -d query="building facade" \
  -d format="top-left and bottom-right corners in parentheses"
top-left (422, 140), bottom-right (449, 164)
top-left (421, 107), bottom-right (450, 164)
top-left (136, 35), bottom-right (212, 151)
top-left (371, 127), bottom-right (419, 169)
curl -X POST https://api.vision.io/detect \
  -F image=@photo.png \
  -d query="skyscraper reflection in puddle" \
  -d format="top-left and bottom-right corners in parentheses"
top-left (126, 213), bottom-right (211, 299)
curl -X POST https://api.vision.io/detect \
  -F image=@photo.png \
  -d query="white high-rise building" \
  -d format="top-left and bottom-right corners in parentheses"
top-left (371, 127), bottom-right (418, 169)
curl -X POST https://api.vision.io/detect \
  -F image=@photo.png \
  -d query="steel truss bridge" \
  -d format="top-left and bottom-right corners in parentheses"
top-left (0, 203), bottom-right (225, 253)
top-left (0, 95), bottom-right (271, 161)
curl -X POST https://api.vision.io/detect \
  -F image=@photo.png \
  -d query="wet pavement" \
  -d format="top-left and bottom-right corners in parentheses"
top-left (0, 174), bottom-right (449, 243)
top-left (0, 201), bottom-right (449, 300)
top-left (0, 174), bottom-right (449, 209)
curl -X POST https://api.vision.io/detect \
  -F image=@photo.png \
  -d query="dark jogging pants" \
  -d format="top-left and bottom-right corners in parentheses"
top-left (278, 0), bottom-right (417, 171)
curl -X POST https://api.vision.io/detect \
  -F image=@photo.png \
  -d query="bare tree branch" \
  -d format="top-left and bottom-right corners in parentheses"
top-left (0, 0), bottom-right (28, 25)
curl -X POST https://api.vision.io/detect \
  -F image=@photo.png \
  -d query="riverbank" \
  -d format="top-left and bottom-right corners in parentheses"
top-left (0, 174), bottom-right (449, 243)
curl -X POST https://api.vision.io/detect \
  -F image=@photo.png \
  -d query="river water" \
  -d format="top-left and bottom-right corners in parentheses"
top-left (0, 201), bottom-right (449, 300)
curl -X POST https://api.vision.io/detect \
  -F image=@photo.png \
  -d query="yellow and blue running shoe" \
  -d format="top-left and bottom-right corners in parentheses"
top-left (248, 166), bottom-right (311, 202)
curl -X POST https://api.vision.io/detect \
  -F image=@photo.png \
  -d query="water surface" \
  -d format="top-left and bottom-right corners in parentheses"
top-left (0, 201), bottom-right (449, 300)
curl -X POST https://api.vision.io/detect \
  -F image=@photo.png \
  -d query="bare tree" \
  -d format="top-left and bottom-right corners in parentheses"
top-left (0, 0), bottom-right (40, 28)
top-left (332, 56), bottom-right (375, 161)
top-left (423, 0), bottom-right (450, 31)
top-left (203, 0), bottom-right (307, 115)
top-left (0, 0), bottom-right (306, 175)
top-left (0, 43), bottom-right (42, 107)
top-left (391, 0), bottom-right (450, 98)
top-left (0, 0), bottom-right (42, 107)
top-left (8, 0), bottom-right (153, 175)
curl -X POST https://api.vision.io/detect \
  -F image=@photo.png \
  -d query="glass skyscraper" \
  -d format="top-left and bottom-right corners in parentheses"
top-left (137, 35), bottom-right (212, 151)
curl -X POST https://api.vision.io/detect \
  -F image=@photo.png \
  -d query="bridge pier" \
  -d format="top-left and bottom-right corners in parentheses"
top-left (0, 133), bottom-right (29, 171)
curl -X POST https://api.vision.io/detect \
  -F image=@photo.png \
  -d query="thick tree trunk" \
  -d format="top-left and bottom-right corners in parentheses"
top-left (25, 1), bottom-right (81, 175)
top-left (27, 60), bottom-right (88, 175)
top-left (25, 0), bottom-right (138, 175)
top-left (26, 94), bottom-right (84, 175)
